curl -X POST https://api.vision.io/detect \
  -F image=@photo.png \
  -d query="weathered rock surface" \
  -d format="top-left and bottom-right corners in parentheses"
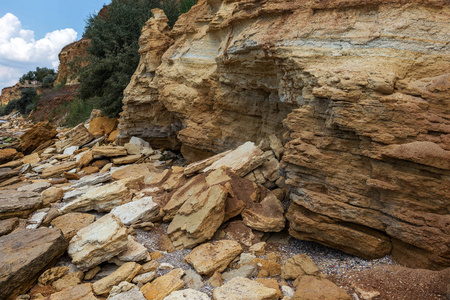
top-left (0, 217), bottom-right (19, 236)
top-left (212, 277), bottom-right (278, 300)
top-left (0, 148), bottom-right (19, 164)
top-left (184, 240), bottom-right (243, 276)
top-left (111, 196), bottom-right (160, 225)
top-left (92, 261), bottom-right (142, 295)
top-left (68, 214), bottom-right (128, 271)
top-left (281, 254), bottom-right (320, 280)
top-left (117, 0), bottom-right (450, 269)
top-left (59, 177), bottom-right (143, 213)
top-left (167, 184), bottom-right (228, 249)
top-left (164, 289), bottom-right (210, 300)
top-left (54, 38), bottom-right (90, 85)
top-left (140, 268), bottom-right (184, 300)
top-left (88, 116), bottom-right (118, 137)
top-left (0, 190), bottom-right (42, 219)
top-left (51, 212), bottom-right (96, 242)
top-left (48, 283), bottom-right (96, 300)
top-left (292, 276), bottom-right (351, 300)
top-left (19, 121), bottom-right (57, 154)
top-left (41, 161), bottom-right (77, 178)
top-left (41, 187), bottom-right (64, 206)
top-left (0, 167), bottom-right (20, 183)
top-left (56, 123), bottom-right (93, 151)
top-left (0, 228), bottom-right (67, 299)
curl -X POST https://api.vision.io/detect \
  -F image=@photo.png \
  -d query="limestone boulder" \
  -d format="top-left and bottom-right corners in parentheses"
top-left (51, 212), bottom-right (96, 242)
top-left (0, 228), bottom-right (67, 299)
top-left (88, 116), bottom-right (118, 137)
top-left (56, 123), bottom-right (93, 151)
top-left (212, 277), bottom-right (278, 300)
top-left (19, 121), bottom-right (57, 154)
top-left (38, 266), bottom-right (69, 286)
top-left (111, 196), bottom-right (160, 225)
top-left (292, 276), bottom-right (351, 300)
top-left (68, 214), bottom-right (128, 271)
top-left (202, 142), bottom-right (265, 177)
top-left (140, 268), bottom-right (184, 300)
top-left (92, 262), bottom-right (142, 296)
top-left (167, 184), bottom-right (228, 249)
top-left (59, 177), bottom-right (143, 213)
top-left (0, 190), bottom-right (42, 219)
top-left (184, 240), bottom-right (243, 276)
top-left (112, 154), bottom-right (142, 165)
top-left (0, 148), bottom-right (19, 164)
top-left (108, 285), bottom-right (146, 300)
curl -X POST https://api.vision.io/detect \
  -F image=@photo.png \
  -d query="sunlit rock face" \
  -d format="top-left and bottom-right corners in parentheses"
top-left (118, 0), bottom-right (450, 269)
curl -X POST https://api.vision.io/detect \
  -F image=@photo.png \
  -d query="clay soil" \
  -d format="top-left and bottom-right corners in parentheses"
top-left (333, 265), bottom-right (450, 300)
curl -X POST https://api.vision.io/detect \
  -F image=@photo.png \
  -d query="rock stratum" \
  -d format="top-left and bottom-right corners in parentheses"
top-left (118, 0), bottom-right (450, 270)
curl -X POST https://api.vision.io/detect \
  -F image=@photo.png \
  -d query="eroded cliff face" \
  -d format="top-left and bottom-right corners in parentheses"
top-left (118, 0), bottom-right (450, 269)
top-left (54, 38), bottom-right (90, 86)
top-left (0, 83), bottom-right (24, 105)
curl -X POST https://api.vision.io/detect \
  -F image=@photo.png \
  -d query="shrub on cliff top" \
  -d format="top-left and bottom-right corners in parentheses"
top-left (77, 0), bottom-right (197, 119)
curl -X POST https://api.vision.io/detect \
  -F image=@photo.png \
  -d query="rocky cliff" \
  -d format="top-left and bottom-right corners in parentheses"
top-left (118, 0), bottom-right (450, 270)
top-left (1, 83), bottom-right (24, 105)
top-left (54, 38), bottom-right (90, 86)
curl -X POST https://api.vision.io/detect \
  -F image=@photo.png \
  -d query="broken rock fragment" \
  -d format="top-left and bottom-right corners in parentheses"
top-left (184, 239), bottom-right (243, 276)
top-left (212, 277), bottom-right (278, 300)
top-left (68, 213), bottom-right (128, 271)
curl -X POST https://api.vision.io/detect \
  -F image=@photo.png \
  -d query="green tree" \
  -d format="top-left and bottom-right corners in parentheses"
top-left (78, 0), bottom-right (197, 118)
top-left (18, 67), bottom-right (57, 85)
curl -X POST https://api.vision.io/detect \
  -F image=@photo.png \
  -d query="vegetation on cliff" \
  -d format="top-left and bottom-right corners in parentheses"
top-left (75, 0), bottom-right (196, 119)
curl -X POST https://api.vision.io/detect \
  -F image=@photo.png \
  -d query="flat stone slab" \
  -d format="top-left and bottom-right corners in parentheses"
top-left (0, 190), bottom-right (42, 220)
top-left (0, 227), bottom-right (67, 299)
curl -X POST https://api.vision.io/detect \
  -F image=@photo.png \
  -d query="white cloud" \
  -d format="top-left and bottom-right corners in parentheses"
top-left (0, 13), bottom-right (77, 91)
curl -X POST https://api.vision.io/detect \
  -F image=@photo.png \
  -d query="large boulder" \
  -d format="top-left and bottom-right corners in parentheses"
top-left (55, 123), bottom-right (93, 151)
top-left (0, 190), bottom-right (42, 219)
top-left (68, 214), bottom-right (128, 271)
top-left (88, 116), bottom-right (118, 137)
top-left (0, 148), bottom-right (19, 164)
top-left (184, 240), bottom-right (243, 276)
top-left (0, 228), bottom-right (67, 299)
top-left (59, 177), bottom-right (143, 213)
top-left (19, 121), bottom-right (57, 154)
top-left (212, 277), bottom-right (278, 300)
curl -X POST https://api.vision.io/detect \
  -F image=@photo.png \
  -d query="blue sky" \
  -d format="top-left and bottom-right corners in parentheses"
top-left (0, 0), bottom-right (111, 91)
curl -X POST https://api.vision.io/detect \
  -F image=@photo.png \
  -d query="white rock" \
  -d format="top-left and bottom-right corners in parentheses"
top-left (117, 236), bottom-right (148, 262)
top-left (111, 196), bottom-right (159, 225)
top-left (68, 214), bottom-right (128, 271)
top-left (26, 208), bottom-right (49, 229)
top-left (163, 289), bottom-right (210, 300)
top-left (159, 263), bottom-right (174, 270)
top-left (281, 285), bottom-right (295, 298)
top-left (63, 146), bottom-right (79, 155)
top-left (70, 172), bottom-right (112, 189)
top-left (130, 136), bottom-right (150, 148)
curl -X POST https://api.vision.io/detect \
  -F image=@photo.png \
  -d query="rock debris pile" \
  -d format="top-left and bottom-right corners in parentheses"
top-left (0, 114), bottom-right (448, 300)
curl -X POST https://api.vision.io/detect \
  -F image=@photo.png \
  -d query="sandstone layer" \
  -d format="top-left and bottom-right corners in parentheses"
top-left (118, 0), bottom-right (450, 269)
top-left (54, 38), bottom-right (90, 86)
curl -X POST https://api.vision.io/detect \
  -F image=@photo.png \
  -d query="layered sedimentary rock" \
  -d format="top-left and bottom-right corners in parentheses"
top-left (0, 83), bottom-right (24, 105)
top-left (119, 0), bottom-right (450, 269)
top-left (54, 38), bottom-right (90, 85)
